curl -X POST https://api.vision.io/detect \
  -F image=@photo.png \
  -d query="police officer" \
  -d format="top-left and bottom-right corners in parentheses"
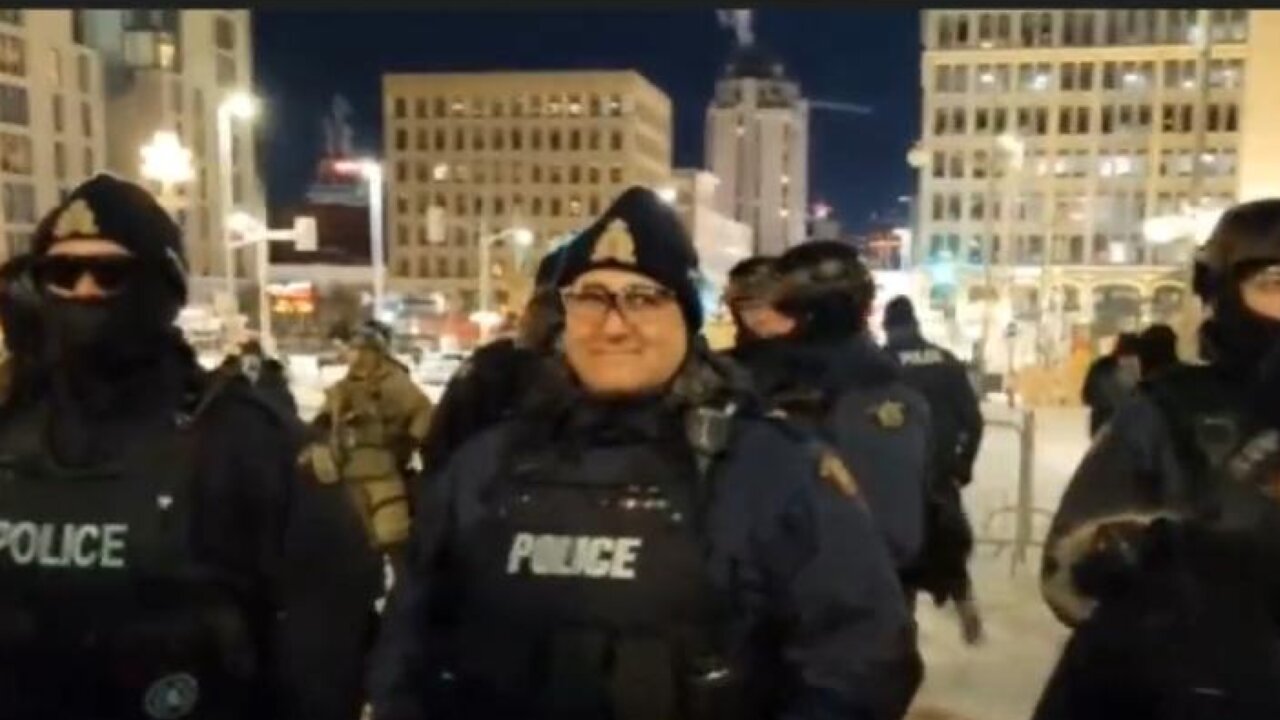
top-left (735, 241), bottom-right (931, 576)
top-left (0, 174), bottom-right (373, 720)
top-left (1042, 198), bottom-right (1280, 627)
top-left (882, 295), bottom-right (984, 643)
top-left (418, 245), bottom-right (566, 477)
top-left (1033, 336), bottom-right (1280, 719)
top-left (218, 338), bottom-right (300, 424)
top-left (370, 187), bottom-right (920, 720)
top-left (722, 256), bottom-right (789, 353)
top-left (304, 319), bottom-right (434, 579)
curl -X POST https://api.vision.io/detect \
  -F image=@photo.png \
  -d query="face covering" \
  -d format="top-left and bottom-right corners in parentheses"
top-left (1202, 283), bottom-right (1280, 377)
top-left (241, 354), bottom-right (263, 384)
top-left (38, 262), bottom-right (181, 373)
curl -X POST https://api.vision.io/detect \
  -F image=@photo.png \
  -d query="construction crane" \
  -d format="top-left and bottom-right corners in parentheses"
top-left (809, 99), bottom-right (874, 116)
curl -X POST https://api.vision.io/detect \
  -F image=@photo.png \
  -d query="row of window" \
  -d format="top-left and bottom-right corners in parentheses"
top-left (393, 160), bottom-right (628, 187)
top-left (931, 101), bottom-right (1239, 137)
top-left (934, 59), bottom-right (1244, 94)
top-left (0, 83), bottom-right (28, 125)
top-left (926, 233), bottom-right (1157, 267)
top-left (933, 10), bottom-right (1249, 50)
top-left (0, 32), bottom-right (23, 79)
top-left (392, 191), bottom-right (608, 224)
top-left (391, 93), bottom-right (629, 122)
top-left (44, 48), bottom-right (96, 95)
top-left (48, 94), bottom-right (97, 138)
top-left (928, 188), bottom-right (1234, 225)
top-left (393, 125), bottom-right (627, 154)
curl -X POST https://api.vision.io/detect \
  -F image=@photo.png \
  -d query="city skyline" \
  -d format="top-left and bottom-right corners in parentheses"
top-left (253, 9), bottom-right (921, 233)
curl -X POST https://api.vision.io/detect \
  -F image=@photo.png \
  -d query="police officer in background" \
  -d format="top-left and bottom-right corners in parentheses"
top-left (370, 187), bottom-right (920, 720)
top-left (734, 241), bottom-right (931, 578)
top-left (722, 256), bottom-right (790, 356)
top-left (0, 174), bottom-right (372, 720)
top-left (882, 295), bottom-right (985, 643)
top-left (1042, 198), bottom-right (1280, 627)
top-left (418, 245), bottom-right (566, 477)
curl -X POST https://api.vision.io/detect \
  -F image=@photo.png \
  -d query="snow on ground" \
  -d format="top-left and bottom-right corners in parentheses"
top-left (911, 405), bottom-right (1089, 720)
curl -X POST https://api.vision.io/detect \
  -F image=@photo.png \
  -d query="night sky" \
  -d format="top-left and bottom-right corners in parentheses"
top-left (253, 9), bottom-right (920, 233)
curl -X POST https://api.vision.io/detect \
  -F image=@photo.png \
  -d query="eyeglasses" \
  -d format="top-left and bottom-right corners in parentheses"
top-left (34, 255), bottom-right (138, 295)
top-left (560, 285), bottom-right (675, 325)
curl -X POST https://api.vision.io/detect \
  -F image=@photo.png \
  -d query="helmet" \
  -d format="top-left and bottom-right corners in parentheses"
top-left (773, 241), bottom-right (875, 314)
top-left (724, 256), bottom-right (779, 305)
top-left (350, 319), bottom-right (392, 351)
top-left (1194, 199), bottom-right (1280, 303)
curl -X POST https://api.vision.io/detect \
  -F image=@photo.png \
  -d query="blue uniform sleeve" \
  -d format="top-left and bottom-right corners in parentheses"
top-left (367, 457), bottom-right (458, 720)
top-left (778, 469), bottom-right (921, 720)
top-left (718, 426), bottom-right (921, 720)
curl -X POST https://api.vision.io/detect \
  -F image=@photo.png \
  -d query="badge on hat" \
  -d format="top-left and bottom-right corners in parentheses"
top-left (591, 219), bottom-right (637, 265)
top-left (818, 449), bottom-right (859, 498)
top-left (142, 672), bottom-right (200, 719)
top-left (52, 199), bottom-right (101, 240)
top-left (870, 401), bottom-right (906, 430)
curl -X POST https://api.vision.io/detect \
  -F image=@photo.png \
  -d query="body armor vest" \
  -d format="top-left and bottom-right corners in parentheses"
top-left (1143, 365), bottom-right (1252, 510)
top-left (0, 383), bottom-right (259, 719)
top-left (424, 428), bottom-right (748, 720)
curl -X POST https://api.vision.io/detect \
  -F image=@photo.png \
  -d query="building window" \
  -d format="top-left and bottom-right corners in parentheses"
top-left (1, 181), bottom-right (36, 223)
top-left (531, 165), bottom-right (542, 183)
top-left (433, 129), bottom-right (446, 152)
top-left (395, 128), bottom-right (407, 151)
top-left (550, 198), bottom-right (562, 217)
top-left (396, 225), bottom-right (409, 246)
top-left (549, 130), bottom-right (561, 152)
top-left (0, 84), bottom-right (30, 125)
top-left (454, 128), bottom-right (465, 150)
top-left (511, 128), bottom-right (523, 151)
top-left (610, 165), bottom-right (623, 183)
top-left (214, 16), bottom-right (236, 51)
top-left (569, 129), bottom-right (581, 151)
top-left (493, 128), bottom-right (505, 151)
top-left (0, 132), bottom-right (32, 175)
top-left (0, 10), bottom-right (22, 25)
top-left (0, 34), bottom-right (26, 78)
top-left (416, 129), bottom-right (428, 151)
top-left (216, 55), bottom-right (236, 88)
top-left (531, 129), bottom-right (542, 151)
top-left (393, 97), bottom-right (406, 119)
top-left (53, 140), bottom-right (66, 179)
top-left (395, 161), bottom-right (407, 183)
top-left (549, 166), bottom-right (562, 185)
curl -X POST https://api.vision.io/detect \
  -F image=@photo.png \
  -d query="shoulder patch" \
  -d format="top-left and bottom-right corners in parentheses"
top-left (818, 449), bottom-right (859, 498)
top-left (869, 400), bottom-right (905, 429)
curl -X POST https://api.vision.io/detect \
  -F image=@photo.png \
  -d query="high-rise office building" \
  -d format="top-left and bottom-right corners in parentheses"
top-left (382, 70), bottom-right (672, 312)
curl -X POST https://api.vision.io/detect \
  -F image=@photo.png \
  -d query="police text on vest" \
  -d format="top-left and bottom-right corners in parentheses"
top-left (0, 520), bottom-right (128, 569)
top-left (507, 533), bottom-right (642, 580)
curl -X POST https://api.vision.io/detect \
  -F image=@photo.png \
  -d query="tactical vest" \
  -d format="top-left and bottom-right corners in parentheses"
top-left (422, 417), bottom-right (754, 720)
top-left (1142, 365), bottom-right (1252, 511)
top-left (0, 381), bottom-right (261, 720)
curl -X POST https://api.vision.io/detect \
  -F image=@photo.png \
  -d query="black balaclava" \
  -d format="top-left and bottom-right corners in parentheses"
top-left (31, 174), bottom-right (187, 377)
top-left (1202, 262), bottom-right (1280, 377)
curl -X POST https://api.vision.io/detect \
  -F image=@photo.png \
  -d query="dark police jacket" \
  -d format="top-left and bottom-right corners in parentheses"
top-left (735, 334), bottom-right (932, 571)
top-left (884, 327), bottom-right (983, 485)
top-left (1042, 362), bottom-right (1252, 625)
top-left (0, 342), bottom-right (376, 720)
top-left (369, 364), bottom-right (919, 720)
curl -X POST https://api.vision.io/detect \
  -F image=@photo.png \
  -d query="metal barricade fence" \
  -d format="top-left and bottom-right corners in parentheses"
top-left (971, 406), bottom-right (1055, 576)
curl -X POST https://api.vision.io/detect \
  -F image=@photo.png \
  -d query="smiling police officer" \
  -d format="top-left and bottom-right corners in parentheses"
top-left (369, 187), bottom-right (920, 720)
top-left (0, 174), bottom-right (372, 720)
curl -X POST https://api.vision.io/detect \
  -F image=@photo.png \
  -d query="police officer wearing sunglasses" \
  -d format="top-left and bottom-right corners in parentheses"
top-left (370, 187), bottom-right (919, 720)
top-left (0, 174), bottom-right (373, 720)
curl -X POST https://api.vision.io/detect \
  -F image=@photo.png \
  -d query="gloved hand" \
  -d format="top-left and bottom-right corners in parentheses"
top-left (1072, 517), bottom-right (1152, 601)
top-left (299, 443), bottom-right (341, 485)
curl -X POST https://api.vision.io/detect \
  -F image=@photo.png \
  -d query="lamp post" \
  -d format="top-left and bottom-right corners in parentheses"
top-left (225, 211), bottom-right (317, 354)
top-left (216, 90), bottom-right (259, 317)
top-left (332, 158), bottom-right (386, 317)
top-left (473, 226), bottom-right (535, 341)
top-left (139, 130), bottom-right (194, 213)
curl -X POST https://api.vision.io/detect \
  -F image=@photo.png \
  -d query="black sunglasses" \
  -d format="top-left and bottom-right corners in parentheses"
top-left (34, 255), bottom-right (139, 295)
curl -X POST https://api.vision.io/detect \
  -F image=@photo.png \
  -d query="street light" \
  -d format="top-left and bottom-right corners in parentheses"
top-left (139, 131), bottom-right (195, 215)
top-left (332, 158), bottom-right (386, 316)
top-left (656, 186), bottom-right (678, 205)
top-left (217, 90), bottom-right (260, 317)
top-left (472, 226), bottom-right (534, 339)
